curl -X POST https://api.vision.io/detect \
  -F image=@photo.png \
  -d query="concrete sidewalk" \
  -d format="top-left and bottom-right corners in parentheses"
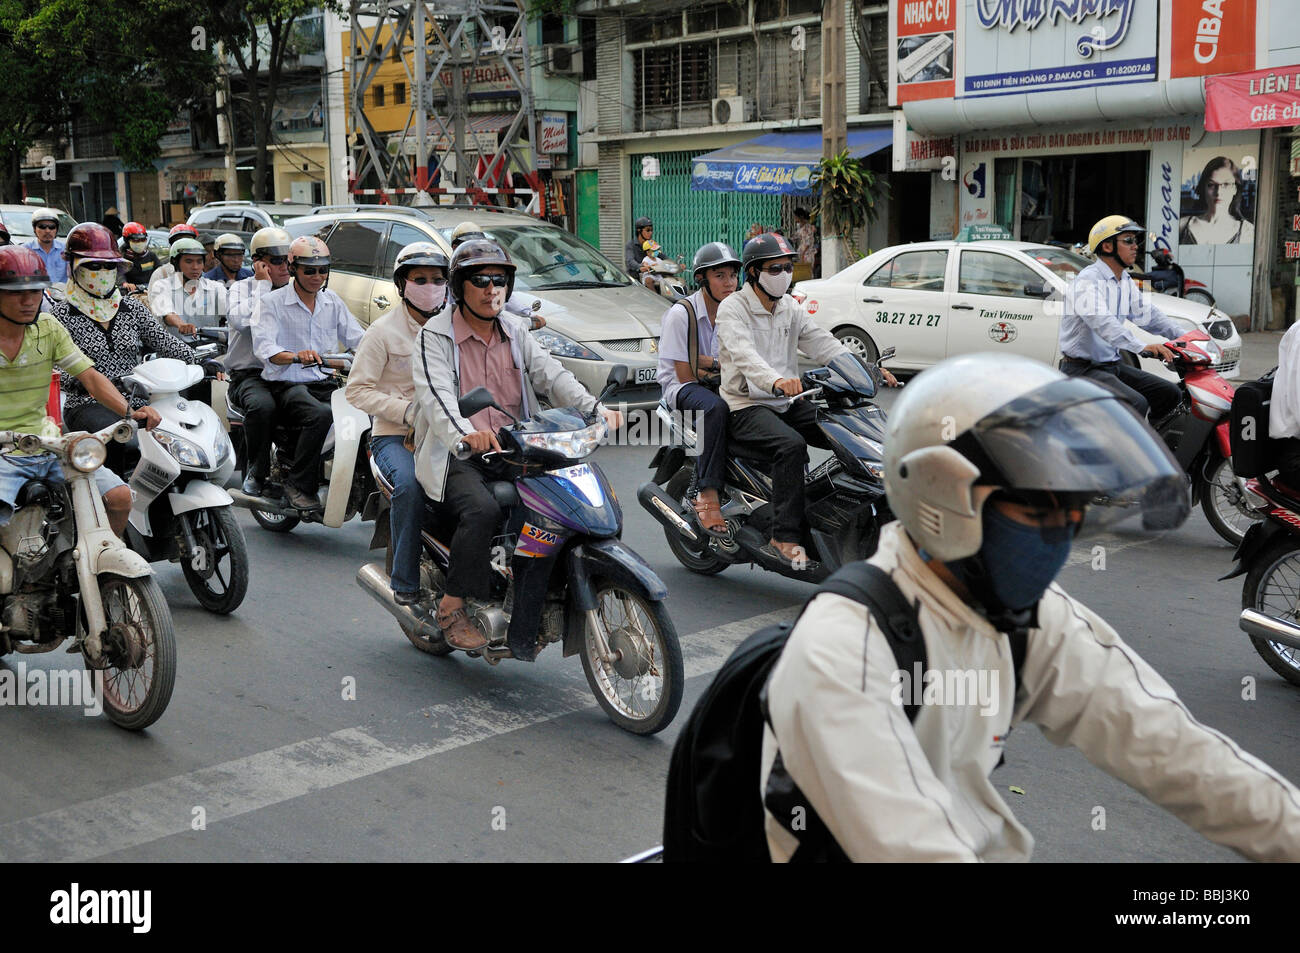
top-left (1237, 330), bottom-right (1282, 381)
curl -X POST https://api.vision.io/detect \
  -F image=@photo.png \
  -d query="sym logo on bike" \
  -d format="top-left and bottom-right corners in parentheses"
top-left (987, 322), bottom-right (1018, 344)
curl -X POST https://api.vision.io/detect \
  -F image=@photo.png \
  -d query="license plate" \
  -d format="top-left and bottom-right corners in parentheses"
top-left (635, 366), bottom-right (657, 384)
top-left (1220, 347), bottom-right (1240, 364)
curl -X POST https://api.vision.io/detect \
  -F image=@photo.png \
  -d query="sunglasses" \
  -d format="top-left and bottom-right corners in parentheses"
top-left (1117, 236), bottom-right (1141, 247)
top-left (466, 273), bottom-right (509, 288)
top-left (410, 276), bottom-right (448, 286)
top-left (761, 262), bottom-right (795, 274)
top-left (34, 223), bottom-right (57, 230)
top-left (297, 265), bottom-right (330, 276)
top-left (261, 255), bottom-right (289, 266)
top-left (79, 261), bottom-right (120, 272)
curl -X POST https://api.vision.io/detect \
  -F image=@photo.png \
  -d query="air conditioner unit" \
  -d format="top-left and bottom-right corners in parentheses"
top-left (712, 96), bottom-right (746, 125)
top-left (546, 44), bottom-right (582, 76)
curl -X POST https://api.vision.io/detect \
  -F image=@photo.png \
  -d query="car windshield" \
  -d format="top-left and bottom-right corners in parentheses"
top-left (1, 208), bottom-right (77, 240)
top-left (1023, 246), bottom-right (1092, 279)
top-left (440, 224), bottom-right (632, 291)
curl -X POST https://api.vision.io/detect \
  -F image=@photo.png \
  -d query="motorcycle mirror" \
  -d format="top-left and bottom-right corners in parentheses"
top-left (1023, 283), bottom-right (1054, 299)
top-left (878, 346), bottom-right (897, 363)
top-left (530, 300), bottom-right (542, 312)
top-left (122, 377), bottom-right (151, 401)
top-left (457, 386), bottom-right (498, 420)
top-left (598, 365), bottom-right (629, 404)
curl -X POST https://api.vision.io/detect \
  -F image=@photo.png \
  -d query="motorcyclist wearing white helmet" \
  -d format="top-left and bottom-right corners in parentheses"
top-left (149, 236), bottom-right (228, 336)
top-left (204, 233), bottom-right (253, 287)
top-left (761, 353), bottom-right (1300, 862)
top-left (23, 208), bottom-right (67, 285)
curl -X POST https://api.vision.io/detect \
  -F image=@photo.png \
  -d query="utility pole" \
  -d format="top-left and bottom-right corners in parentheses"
top-left (216, 41), bottom-right (241, 202)
top-left (820, 0), bottom-right (846, 275)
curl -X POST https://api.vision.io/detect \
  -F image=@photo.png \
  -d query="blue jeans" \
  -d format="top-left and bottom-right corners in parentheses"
top-left (0, 452), bottom-right (124, 526)
top-left (370, 435), bottom-right (423, 595)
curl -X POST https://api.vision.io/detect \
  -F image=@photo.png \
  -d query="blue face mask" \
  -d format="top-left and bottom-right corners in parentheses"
top-left (968, 506), bottom-right (1074, 612)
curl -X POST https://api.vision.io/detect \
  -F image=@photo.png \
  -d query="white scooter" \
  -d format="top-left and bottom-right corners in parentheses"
top-left (225, 353), bottom-right (376, 534)
top-left (120, 356), bottom-right (249, 614)
top-left (0, 421), bottom-right (176, 731)
top-left (646, 258), bottom-right (688, 301)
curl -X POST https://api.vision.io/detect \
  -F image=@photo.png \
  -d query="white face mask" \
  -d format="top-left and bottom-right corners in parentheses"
top-left (75, 266), bottom-right (118, 298)
top-left (757, 268), bottom-right (792, 298)
top-left (128, 239), bottom-right (148, 253)
top-left (404, 280), bottom-right (447, 315)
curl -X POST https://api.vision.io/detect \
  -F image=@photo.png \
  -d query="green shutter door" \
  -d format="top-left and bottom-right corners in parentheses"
top-left (575, 169), bottom-right (600, 250)
top-left (630, 150), bottom-right (782, 264)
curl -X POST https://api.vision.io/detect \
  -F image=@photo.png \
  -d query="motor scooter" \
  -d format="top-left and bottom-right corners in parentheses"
top-left (645, 258), bottom-right (688, 301)
top-left (356, 366), bottom-right (684, 735)
top-left (0, 421), bottom-right (176, 730)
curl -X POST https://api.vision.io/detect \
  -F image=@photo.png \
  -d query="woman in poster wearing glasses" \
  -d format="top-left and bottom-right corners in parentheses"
top-left (1179, 156), bottom-right (1255, 246)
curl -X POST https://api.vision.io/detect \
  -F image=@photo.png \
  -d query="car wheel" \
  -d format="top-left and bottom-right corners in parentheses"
top-left (834, 326), bottom-right (879, 364)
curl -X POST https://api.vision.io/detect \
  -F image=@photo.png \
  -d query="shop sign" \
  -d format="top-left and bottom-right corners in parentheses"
top-left (963, 0), bottom-right (1158, 98)
top-left (892, 0), bottom-right (955, 105)
top-left (1206, 67), bottom-right (1300, 131)
top-left (1170, 0), bottom-right (1256, 79)
top-left (539, 113), bottom-right (568, 154)
top-left (894, 118), bottom-right (955, 171)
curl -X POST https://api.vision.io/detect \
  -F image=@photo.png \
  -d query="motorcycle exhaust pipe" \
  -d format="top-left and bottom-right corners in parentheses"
top-left (1239, 608), bottom-right (1300, 651)
top-left (636, 482), bottom-right (700, 543)
top-left (356, 562), bottom-right (442, 641)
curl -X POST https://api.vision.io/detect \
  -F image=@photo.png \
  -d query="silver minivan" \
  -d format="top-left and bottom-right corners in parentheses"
top-left (283, 206), bottom-right (669, 408)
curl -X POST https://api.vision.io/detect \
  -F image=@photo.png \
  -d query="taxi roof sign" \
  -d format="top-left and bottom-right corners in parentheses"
top-left (956, 224), bottom-right (1012, 242)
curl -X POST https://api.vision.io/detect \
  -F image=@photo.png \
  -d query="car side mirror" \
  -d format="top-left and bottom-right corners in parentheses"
top-left (457, 386), bottom-right (498, 419)
top-left (1023, 283), bottom-right (1053, 299)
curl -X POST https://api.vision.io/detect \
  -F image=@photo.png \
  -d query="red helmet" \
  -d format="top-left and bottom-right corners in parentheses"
top-left (0, 246), bottom-right (51, 290)
top-left (168, 223), bottom-right (200, 244)
top-left (122, 222), bottom-right (148, 240)
top-left (63, 223), bottom-right (127, 265)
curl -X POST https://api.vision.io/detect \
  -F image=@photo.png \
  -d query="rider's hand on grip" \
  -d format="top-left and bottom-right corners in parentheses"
top-left (295, 349), bottom-right (323, 366)
top-left (132, 406), bottom-right (162, 431)
top-left (461, 430), bottom-right (502, 456)
top-left (1142, 342), bottom-right (1176, 364)
top-left (772, 377), bottom-right (803, 397)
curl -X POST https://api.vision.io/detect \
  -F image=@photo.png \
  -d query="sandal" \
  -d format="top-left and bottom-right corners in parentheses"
top-left (692, 496), bottom-right (729, 538)
top-left (435, 605), bottom-right (488, 652)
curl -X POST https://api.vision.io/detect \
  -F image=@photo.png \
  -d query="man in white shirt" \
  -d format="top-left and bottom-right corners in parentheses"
top-left (149, 237), bottom-right (227, 335)
top-left (250, 236), bottom-right (364, 511)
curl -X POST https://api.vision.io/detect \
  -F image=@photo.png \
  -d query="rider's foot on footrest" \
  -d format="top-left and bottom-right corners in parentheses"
top-left (285, 485), bottom-right (322, 511)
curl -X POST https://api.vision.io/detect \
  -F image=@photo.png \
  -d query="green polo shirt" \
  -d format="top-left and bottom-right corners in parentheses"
top-left (0, 316), bottom-right (94, 440)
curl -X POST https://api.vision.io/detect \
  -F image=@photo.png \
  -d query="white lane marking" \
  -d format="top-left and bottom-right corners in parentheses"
top-left (0, 607), bottom-right (797, 863)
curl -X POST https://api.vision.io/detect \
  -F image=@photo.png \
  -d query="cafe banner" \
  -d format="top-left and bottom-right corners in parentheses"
top-left (1205, 66), bottom-right (1300, 131)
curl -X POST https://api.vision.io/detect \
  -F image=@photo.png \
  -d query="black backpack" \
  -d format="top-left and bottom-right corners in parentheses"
top-left (662, 561), bottom-right (1026, 863)
top-left (1230, 368), bottom-right (1277, 479)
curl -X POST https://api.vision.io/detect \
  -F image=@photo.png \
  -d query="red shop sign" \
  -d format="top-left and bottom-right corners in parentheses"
top-left (1205, 67), bottom-right (1300, 131)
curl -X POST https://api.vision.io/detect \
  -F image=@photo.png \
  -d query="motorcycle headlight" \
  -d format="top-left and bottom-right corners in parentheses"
top-left (152, 429), bottom-right (211, 469)
top-left (521, 418), bottom-right (608, 459)
top-left (532, 328), bottom-right (602, 361)
top-left (68, 434), bottom-right (107, 473)
top-left (214, 429), bottom-right (232, 465)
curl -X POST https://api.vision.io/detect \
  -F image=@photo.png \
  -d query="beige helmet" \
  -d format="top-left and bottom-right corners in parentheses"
top-left (450, 220), bottom-right (486, 248)
top-left (249, 227), bottom-right (291, 259)
top-left (287, 235), bottom-right (330, 268)
top-left (30, 207), bottom-right (61, 230)
top-left (883, 353), bottom-right (1187, 562)
top-left (213, 233), bottom-right (246, 256)
top-left (1087, 214), bottom-right (1144, 256)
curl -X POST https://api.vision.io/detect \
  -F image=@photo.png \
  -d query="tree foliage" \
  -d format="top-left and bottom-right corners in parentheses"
top-left (809, 150), bottom-right (889, 262)
top-left (0, 0), bottom-right (216, 202)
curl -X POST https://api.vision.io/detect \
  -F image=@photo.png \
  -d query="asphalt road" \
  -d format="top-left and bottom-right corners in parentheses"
top-left (2, 367), bottom-right (1298, 864)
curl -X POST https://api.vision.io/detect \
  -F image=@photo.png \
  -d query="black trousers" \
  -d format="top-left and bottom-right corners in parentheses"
top-left (1059, 357), bottom-right (1181, 421)
top-left (439, 456), bottom-right (515, 600)
top-left (727, 399), bottom-right (829, 543)
top-left (1274, 437), bottom-right (1300, 488)
top-left (230, 370), bottom-right (277, 480)
top-left (675, 383), bottom-right (729, 491)
top-left (265, 379), bottom-right (334, 493)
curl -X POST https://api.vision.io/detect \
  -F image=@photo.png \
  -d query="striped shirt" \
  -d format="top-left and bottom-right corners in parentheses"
top-left (0, 316), bottom-right (93, 439)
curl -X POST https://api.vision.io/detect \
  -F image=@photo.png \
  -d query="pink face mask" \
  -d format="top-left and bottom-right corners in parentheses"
top-left (404, 280), bottom-right (447, 315)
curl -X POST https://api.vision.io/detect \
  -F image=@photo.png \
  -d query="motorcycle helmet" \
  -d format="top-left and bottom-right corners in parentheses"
top-left (1087, 214), bottom-right (1145, 258)
top-left (741, 232), bottom-right (796, 278)
top-left (634, 216), bottom-right (653, 234)
top-left (0, 245), bottom-right (50, 291)
top-left (287, 235), bottom-right (331, 269)
top-left (168, 236), bottom-right (207, 265)
top-left (450, 221), bottom-right (486, 249)
top-left (122, 222), bottom-right (148, 241)
top-left (393, 241), bottom-right (449, 294)
top-left (214, 233), bottom-right (246, 257)
top-left (168, 223), bottom-right (200, 244)
top-left (30, 208), bottom-right (61, 231)
top-left (249, 227), bottom-right (292, 260)
top-left (691, 242), bottom-right (741, 284)
top-left (449, 239), bottom-right (516, 305)
top-left (63, 223), bottom-right (127, 267)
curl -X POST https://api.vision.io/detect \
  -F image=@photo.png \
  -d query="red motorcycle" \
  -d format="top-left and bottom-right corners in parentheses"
top-left (1154, 330), bottom-right (1258, 545)
top-left (1226, 477), bottom-right (1300, 686)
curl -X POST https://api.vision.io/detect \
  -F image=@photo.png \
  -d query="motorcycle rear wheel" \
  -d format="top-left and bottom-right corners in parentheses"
top-left (1242, 537), bottom-right (1300, 686)
top-left (662, 468), bottom-right (730, 576)
top-left (1202, 456), bottom-right (1260, 546)
top-left (580, 582), bottom-right (683, 735)
top-left (87, 574), bottom-right (177, 731)
top-left (389, 546), bottom-right (454, 657)
top-left (180, 506), bottom-right (250, 613)
top-left (252, 507), bottom-right (300, 533)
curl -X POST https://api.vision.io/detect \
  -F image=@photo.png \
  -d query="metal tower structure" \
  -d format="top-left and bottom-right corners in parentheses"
top-left (346, 0), bottom-right (538, 207)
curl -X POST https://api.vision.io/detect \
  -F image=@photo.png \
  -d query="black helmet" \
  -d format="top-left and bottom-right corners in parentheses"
top-left (634, 217), bottom-right (653, 233)
top-left (741, 232), bottom-right (796, 275)
top-left (691, 241), bottom-right (741, 284)
top-left (393, 241), bottom-right (449, 293)
top-left (450, 239), bottom-right (516, 305)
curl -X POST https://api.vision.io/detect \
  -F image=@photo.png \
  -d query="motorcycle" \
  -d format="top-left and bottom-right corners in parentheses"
top-left (0, 421), bottom-right (176, 730)
top-left (1224, 477), bottom-right (1300, 687)
top-left (356, 366), bottom-right (684, 735)
top-left (645, 258), bottom-right (688, 301)
top-left (639, 350), bottom-right (894, 584)
top-left (119, 352), bottom-right (249, 614)
top-left (1151, 330), bottom-right (1258, 545)
top-left (223, 349), bottom-right (377, 534)
top-left (1135, 244), bottom-right (1215, 306)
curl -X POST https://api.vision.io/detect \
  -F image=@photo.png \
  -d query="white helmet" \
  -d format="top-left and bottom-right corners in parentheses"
top-left (30, 207), bottom-right (60, 229)
top-left (883, 353), bottom-right (1188, 562)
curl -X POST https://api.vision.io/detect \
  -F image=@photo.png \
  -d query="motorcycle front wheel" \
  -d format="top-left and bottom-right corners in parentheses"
top-left (86, 574), bottom-right (177, 731)
top-left (1184, 288), bottom-right (1215, 306)
top-left (580, 582), bottom-right (683, 735)
top-left (1242, 537), bottom-right (1300, 687)
top-left (180, 506), bottom-right (250, 613)
top-left (1202, 456), bottom-right (1260, 546)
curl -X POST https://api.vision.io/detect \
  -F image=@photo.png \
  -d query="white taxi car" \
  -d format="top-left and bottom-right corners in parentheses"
top-left (794, 240), bottom-right (1242, 379)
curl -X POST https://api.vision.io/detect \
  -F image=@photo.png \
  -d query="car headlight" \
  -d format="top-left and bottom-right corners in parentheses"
top-left (152, 429), bottom-right (211, 469)
top-left (67, 434), bottom-right (107, 473)
top-left (521, 418), bottom-right (608, 459)
top-left (532, 328), bottom-right (602, 360)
